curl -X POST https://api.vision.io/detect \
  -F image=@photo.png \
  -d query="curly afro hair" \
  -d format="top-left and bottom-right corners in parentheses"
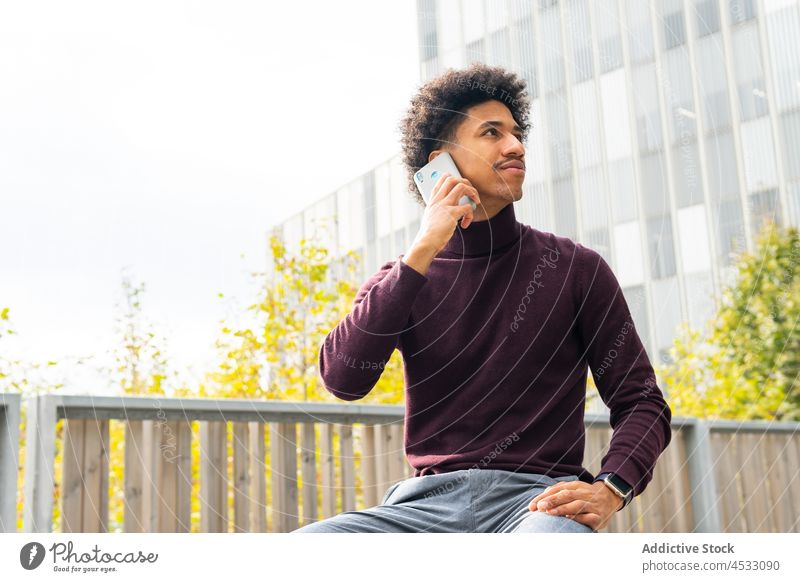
top-left (398, 63), bottom-right (532, 206)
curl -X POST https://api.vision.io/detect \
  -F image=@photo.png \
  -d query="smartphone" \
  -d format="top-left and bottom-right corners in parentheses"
top-left (413, 152), bottom-right (477, 211)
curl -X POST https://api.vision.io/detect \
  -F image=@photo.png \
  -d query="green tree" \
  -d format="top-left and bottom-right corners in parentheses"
top-left (663, 221), bottom-right (800, 421)
top-left (204, 228), bottom-right (405, 404)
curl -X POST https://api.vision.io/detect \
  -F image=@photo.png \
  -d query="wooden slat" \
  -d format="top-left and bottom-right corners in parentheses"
top-left (712, 431), bottom-right (745, 532)
top-left (200, 421), bottom-right (228, 532)
top-left (339, 424), bottom-right (355, 512)
top-left (789, 436), bottom-right (800, 532)
top-left (319, 423), bottom-right (336, 518)
top-left (388, 423), bottom-right (405, 485)
top-left (737, 432), bottom-right (772, 532)
top-left (373, 423), bottom-right (391, 495)
top-left (300, 423), bottom-right (317, 525)
top-left (139, 420), bottom-right (159, 532)
top-left (360, 424), bottom-right (378, 507)
top-left (61, 418), bottom-right (109, 533)
top-left (154, 420), bottom-right (192, 532)
top-left (61, 418), bottom-right (85, 532)
top-left (763, 433), bottom-right (792, 532)
top-left (123, 421), bottom-right (144, 532)
top-left (233, 422), bottom-right (250, 533)
top-left (269, 422), bottom-right (297, 532)
top-left (249, 422), bottom-right (267, 532)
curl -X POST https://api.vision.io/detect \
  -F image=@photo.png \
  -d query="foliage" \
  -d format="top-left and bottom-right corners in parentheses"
top-left (203, 228), bottom-right (405, 404)
top-left (663, 221), bottom-right (800, 421)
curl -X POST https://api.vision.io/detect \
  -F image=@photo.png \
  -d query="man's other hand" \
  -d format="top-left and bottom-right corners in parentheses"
top-left (527, 480), bottom-right (624, 531)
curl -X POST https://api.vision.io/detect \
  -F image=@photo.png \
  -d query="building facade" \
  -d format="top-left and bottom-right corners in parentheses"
top-left (272, 0), bottom-right (800, 368)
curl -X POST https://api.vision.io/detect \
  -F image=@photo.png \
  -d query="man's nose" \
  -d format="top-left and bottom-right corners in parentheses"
top-left (502, 134), bottom-right (525, 158)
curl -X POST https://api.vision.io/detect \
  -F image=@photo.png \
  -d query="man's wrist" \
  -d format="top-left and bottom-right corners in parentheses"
top-left (402, 238), bottom-right (439, 276)
top-left (594, 472), bottom-right (633, 510)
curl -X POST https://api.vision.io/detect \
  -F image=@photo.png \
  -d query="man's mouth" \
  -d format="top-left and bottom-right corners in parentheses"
top-left (497, 161), bottom-right (525, 176)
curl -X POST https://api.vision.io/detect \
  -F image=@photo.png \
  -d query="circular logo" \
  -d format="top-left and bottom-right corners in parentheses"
top-left (431, 170), bottom-right (440, 179)
top-left (20, 542), bottom-right (46, 570)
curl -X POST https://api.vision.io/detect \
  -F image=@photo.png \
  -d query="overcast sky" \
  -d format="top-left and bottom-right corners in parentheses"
top-left (0, 0), bottom-right (420, 393)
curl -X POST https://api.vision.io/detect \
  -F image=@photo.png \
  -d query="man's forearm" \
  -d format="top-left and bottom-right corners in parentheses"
top-left (402, 238), bottom-right (439, 276)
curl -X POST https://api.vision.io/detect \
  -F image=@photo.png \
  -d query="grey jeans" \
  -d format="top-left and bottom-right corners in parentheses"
top-left (290, 468), bottom-right (597, 533)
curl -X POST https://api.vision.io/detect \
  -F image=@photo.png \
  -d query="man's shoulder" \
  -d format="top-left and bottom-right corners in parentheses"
top-left (523, 224), bottom-right (592, 266)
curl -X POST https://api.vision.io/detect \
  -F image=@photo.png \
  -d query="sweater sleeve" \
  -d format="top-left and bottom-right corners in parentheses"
top-left (318, 255), bottom-right (428, 401)
top-left (575, 244), bottom-right (673, 498)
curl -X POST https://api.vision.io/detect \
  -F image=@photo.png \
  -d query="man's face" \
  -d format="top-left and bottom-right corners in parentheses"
top-left (429, 99), bottom-right (526, 208)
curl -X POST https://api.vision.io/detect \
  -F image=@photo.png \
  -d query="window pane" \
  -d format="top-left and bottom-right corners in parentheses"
top-left (694, 0), bottom-right (720, 37)
top-left (660, 0), bottom-right (686, 50)
top-left (695, 35), bottom-right (731, 132)
top-left (466, 39), bottom-right (485, 64)
top-left (595, 0), bottom-right (623, 71)
top-left (740, 117), bottom-right (779, 192)
top-left (583, 227), bottom-right (612, 263)
top-left (652, 276), bottom-right (682, 360)
top-left (712, 198), bottom-right (747, 266)
top-left (705, 131), bottom-right (740, 202)
top-left (748, 189), bottom-right (782, 238)
top-left (765, 5), bottom-right (800, 112)
top-left (677, 204), bottom-right (712, 273)
top-left (640, 152), bottom-right (670, 218)
top-left (632, 64), bottom-right (663, 153)
top-left (488, 27), bottom-right (511, 65)
top-left (779, 110), bottom-right (800, 181)
top-left (673, 141), bottom-right (704, 207)
top-left (609, 158), bottom-right (638, 223)
top-left (540, 4), bottom-right (564, 91)
top-left (662, 49), bottom-right (697, 144)
top-left (732, 23), bottom-right (769, 121)
top-left (646, 214), bottom-right (677, 279)
top-left (729, 0), bottom-right (758, 24)
top-left (565, 0), bottom-right (594, 82)
top-left (685, 271), bottom-right (715, 329)
top-left (579, 166), bottom-right (608, 230)
top-left (553, 178), bottom-right (578, 239)
top-left (572, 81), bottom-right (602, 168)
top-left (614, 221), bottom-right (645, 286)
top-left (622, 285), bottom-right (651, 355)
top-left (513, 17), bottom-right (538, 98)
top-left (363, 174), bottom-right (376, 242)
top-left (601, 70), bottom-right (633, 161)
top-left (626, 0), bottom-right (654, 63)
top-left (546, 93), bottom-right (573, 178)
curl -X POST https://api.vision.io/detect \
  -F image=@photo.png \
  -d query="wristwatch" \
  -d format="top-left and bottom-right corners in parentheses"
top-left (594, 472), bottom-right (633, 510)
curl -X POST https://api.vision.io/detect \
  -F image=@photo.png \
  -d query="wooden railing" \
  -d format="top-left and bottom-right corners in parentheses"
top-left (4, 393), bottom-right (799, 533)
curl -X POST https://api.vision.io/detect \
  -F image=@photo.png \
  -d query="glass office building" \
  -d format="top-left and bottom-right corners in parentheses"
top-left (272, 0), bottom-right (800, 368)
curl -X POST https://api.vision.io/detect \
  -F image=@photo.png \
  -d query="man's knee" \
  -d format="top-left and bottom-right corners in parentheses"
top-left (513, 510), bottom-right (596, 533)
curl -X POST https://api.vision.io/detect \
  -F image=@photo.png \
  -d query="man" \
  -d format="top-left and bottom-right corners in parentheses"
top-left (292, 63), bottom-right (672, 533)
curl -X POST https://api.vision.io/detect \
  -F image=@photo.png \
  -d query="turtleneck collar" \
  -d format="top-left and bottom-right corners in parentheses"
top-left (439, 202), bottom-right (523, 258)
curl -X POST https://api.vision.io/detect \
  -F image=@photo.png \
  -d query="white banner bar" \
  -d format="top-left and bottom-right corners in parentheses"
top-left (2, 533), bottom-right (799, 581)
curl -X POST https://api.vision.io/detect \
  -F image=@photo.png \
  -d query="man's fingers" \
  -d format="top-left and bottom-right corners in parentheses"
top-left (528, 481), bottom-right (586, 511)
top-left (541, 499), bottom-right (594, 517)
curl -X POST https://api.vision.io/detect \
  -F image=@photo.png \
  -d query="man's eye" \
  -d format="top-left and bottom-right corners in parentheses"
top-left (484, 128), bottom-right (499, 136)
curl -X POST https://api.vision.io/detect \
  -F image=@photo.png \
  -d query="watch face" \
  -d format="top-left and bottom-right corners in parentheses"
top-left (607, 474), bottom-right (633, 496)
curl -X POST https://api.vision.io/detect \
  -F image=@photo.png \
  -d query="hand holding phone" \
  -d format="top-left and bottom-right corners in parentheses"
top-left (414, 152), bottom-right (478, 211)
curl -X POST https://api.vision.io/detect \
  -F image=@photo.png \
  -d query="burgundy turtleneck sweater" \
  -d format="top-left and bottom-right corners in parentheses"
top-left (318, 202), bottom-right (672, 498)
